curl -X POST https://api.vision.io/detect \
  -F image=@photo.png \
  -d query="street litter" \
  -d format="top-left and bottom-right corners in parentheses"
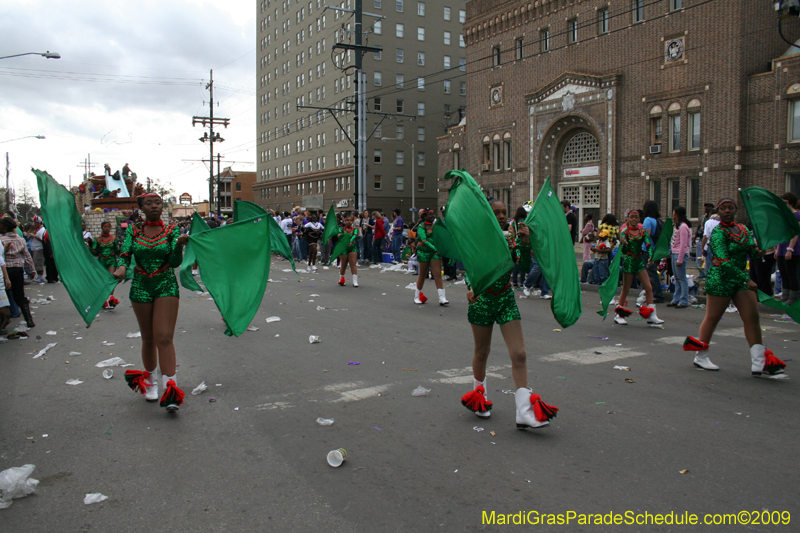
top-left (102, 370), bottom-right (113, 379)
top-left (649, 324), bottom-right (665, 329)
top-left (69, 352), bottom-right (81, 356)
top-left (310, 294), bottom-right (320, 297)
top-left (246, 326), bottom-right (260, 331)
top-left (411, 385), bottom-right (431, 396)
top-left (47, 295), bottom-right (55, 301)
top-left (66, 379), bottom-right (84, 385)
top-left (404, 283), bottom-right (417, 290)
top-left (473, 426), bottom-right (484, 432)
top-left (725, 304), bottom-right (738, 313)
top-left (316, 418), bottom-right (334, 426)
top-left (0, 464), bottom-right (39, 509)
top-left (615, 343), bottom-right (623, 346)
top-left (102, 341), bottom-right (115, 346)
top-left (83, 493), bottom-right (108, 505)
top-left (490, 431), bottom-right (497, 436)
top-left (553, 329), bottom-right (561, 332)
top-left (624, 378), bottom-right (636, 383)
top-left (309, 335), bottom-right (321, 344)
top-left (191, 382), bottom-right (208, 395)
top-left (679, 470), bottom-right (690, 475)
top-left (402, 368), bottom-right (418, 371)
top-left (266, 316), bottom-right (281, 323)
top-left (588, 336), bottom-right (609, 340)
top-left (326, 448), bottom-right (347, 467)
top-left (348, 361), bottom-right (360, 365)
top-left (126, 332), bottom-right (141, 338)
top-left (46, 330), bottom-right (57, 336)
top-left (95, 357), bottom-right (128, 367)
top-left (613, 365), bottom-right (631, 371)
top-left (33, 343), bottom-right (57, 359)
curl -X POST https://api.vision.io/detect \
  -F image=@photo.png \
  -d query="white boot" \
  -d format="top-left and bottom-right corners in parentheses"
top-left (750, 344), bottom-right (787, 378)
top-left (145, 368), bottom-right (159, 401)
top-left (161, 374), bottom-right (183, 411)
top-left (414, 288), bottom-right (424, 304)
top-left (514, 387), bottom-right (551, 429)
top-left (614, 312), bottom-right (628, 325)
top-left (646, 304), bottom-right (664, 324)
top-left (473, 378), bottom-right (490, 418)
top-left (352, 274), bottom-right (358, 287)
top-left (438, 288), bottom-right (449, 306)
top-left (693, 354), bottom-right (719, 371)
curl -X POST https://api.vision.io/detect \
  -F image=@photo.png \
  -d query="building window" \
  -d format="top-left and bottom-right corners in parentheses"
top-left (687, 178), bottom-right (700, 220)
top-left (568, 19), bottom-right (578, 44)
top-left (689, 111), bottom-right (701, 150)
top-left (541, 29), bottom-right (550, 52)
top-left (459, 9), bottom-right (465, 23)
top-left (236, 182), bottom-right (242, 191)
top-left (418, 176), bottom-right (425, 191)
top-left (444, 31), bottom-right (451, 45)
top-left (492, 140), bottom-right (501, 171)
top-left (417, 101), bottom-right (425, 115)
top-left (374, 175), bottom-right (382, 190)
top-left (375, 1), bottom-right (382, 8)
top-left (503, 133), bottom-right (512, 170)
top-left (417, 126), bottom-right (425, 141)
top-left (374, 72), bottom-right (382, 85)
top-left (396, 99), bottom-right (404, 112)
top-left (396, 150), bottom-right (404, 165)
top-left (374, 149), bottom-right (382, 163)
top-left (396, 0), bottom-right (403, 12)
top-left (444, 6), bottom-right (451, 20)
top-left (374, 97), bottom-right (381, 111)
top-left (417, 77), bottom-right (424, 90)
top-left (598, 8), bottom-right (609, 34)
top-left (417, 27), bottom-right (425, 41)
top-left (396, 23), bottom-right (404, 38)
top-left (396, 48), bottom-right (404, 62)
top-left (459, 81), bottom-right (466, 96)
top-left (515, 37), bottom-right (523, 60)
top-left (453, 148), bottom-right (460, 170)
top-left (650, 178), bottom-right (661, 205)
top-left (396, 177), bottom-right (404, 190)
top-left (443, 79), bottom-right (451, 94)
top-left (459, 57), bottom-right (466, 71)
top-left (417, 152), bottom-right (425, 166)
top-left (562, 132), bottom-right (600, 165)
top-left (482, 136), bottom-right (491, 168)
top-left (443, 55), bottom-right (451, 69)
top-left (633, 0), bottom-right (644, 23)
top-left (791, 100), bottom-right (800, 142)
top-left (492, 45), bottom-right (501, 66)
top-left (417, 1), bottom-right (425, 15)
top-left (670, 114), bottom-right (681, 152)
top-left (396, 124), bottom-right (404, 139)
top-left (668, 178), bottom-right (680, 212)
top-left (417, 52), bottom-right (425, 65)
top-left (671, 0), bottom-right (683, 10)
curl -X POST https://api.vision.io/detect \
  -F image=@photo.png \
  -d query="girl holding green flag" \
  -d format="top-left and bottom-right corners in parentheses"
top-left (335, 213), bottom-right (360, 287)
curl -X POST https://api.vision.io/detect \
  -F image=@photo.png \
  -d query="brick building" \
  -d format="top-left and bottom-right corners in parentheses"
top-left (438, 0), bottom-right (800, 223)
top-left (214, 167), bottom-right (256, 216)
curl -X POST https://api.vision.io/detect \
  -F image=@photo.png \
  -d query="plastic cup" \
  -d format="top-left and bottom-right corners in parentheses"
top-left (326, 448), bottom-right (347, 467)
top-left (309, 335), bottom-right (320, 344)
top-left (102, 369), bottom-right (113, 379)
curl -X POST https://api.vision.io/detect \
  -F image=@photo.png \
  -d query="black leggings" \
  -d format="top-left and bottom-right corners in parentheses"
top-left (777, 255), bottom-right (800, 292)
top-left (6, 267), bottom-right (28, 306)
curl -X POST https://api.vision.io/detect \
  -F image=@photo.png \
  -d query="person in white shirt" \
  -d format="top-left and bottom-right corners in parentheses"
top-left (701, 212), bottom-right (721, 276)
top-left (279, 212), bottom-right (293, 249)
top-left (27, 216), bottom-right (47, 282)
top-left (303, 215), bottom-right (324, 270)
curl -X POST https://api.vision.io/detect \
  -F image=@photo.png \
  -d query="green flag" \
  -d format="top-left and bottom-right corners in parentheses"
top-left (650, 217), bottom-right (674, 263)
top-left (757, 289), bottom-right (800, 323)
top-left (33, 169), bottom-right (118, 327)
top-left (329, 229), bottom-right (357, 264)
top-left (235, 200), bottom-right (295, 270)
top-left (189, 213), bottom-right (271, 337)
top-left (740, 187), bottom-right (800, 251)
top-left (440, 170), bottom-right (513, 296)
top-left (431, 218), bottom-right (462, 262)
top-left (524, 177), bottom-right (582, 328)
top-left (321, 202), bottom-right (340, 245)
top-left (179, 213), bottom-right (210, 292)
top-left (597, 246), bottom-right (623, 320)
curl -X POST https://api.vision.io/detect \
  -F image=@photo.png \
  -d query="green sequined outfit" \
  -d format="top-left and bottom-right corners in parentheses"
top-left (705, 222), bottom-right (757, 297)
top-left (467, 235), bottom-right (531, 327)
top-left (339, 226), bottom-right (358, 255)
top-left (620, 226), bottom-right (652, 274)
top-left (119, 223), bottom-right (184, 303)
top-left (92, 236), bottom-right (119, 269)
top-left (416, 222), bottom-right (440, 263)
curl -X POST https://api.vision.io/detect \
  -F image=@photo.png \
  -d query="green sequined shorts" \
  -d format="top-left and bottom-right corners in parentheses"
top-left (622, 255), bottom-right (646, 274)
top-left (129, 270), bottom-right (180, 303)
top-left (416, 248), bottom-right (440, 264)
top-left (705, 267), bottom-right (748, 297)
top-left (98, 257), bottom-right (117, 270)
top-left (468, 289), bottom-right (521, 327)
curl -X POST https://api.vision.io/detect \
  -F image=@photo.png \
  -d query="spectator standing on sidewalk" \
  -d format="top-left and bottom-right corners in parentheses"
top-left (668, 206), bottom-right (692, 308)
top-left (0, 217), bottom-right (36, 328)
top-left (642, 200), bottom-right (665, 303)
top-left (390, 209), bottom-right (404, 262)
top-left (562, 201), bottom-right (578, 244)
top-left (27, 216), bottom-right (46, 283)
top-left (362, 209), bottom-right (373, 264)
top-left (580, 213), bottom-right (595, 262)
top-left (372, 211), bottom-right (386, 263)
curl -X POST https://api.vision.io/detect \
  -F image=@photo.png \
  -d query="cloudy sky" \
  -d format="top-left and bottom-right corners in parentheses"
top-left (0, 0), bottom-right (256, 203)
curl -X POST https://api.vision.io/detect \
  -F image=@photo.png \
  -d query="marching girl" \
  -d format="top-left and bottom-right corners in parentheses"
top-left (460, 198), bottom-right (559, 430)
top-left (413, 208), bottom-right (448, 305)
top-left (683, 198), bottom-right (787, 378)
top-left (336, 213), bottom-right (360, 287)
top-left (92, 221), bottom-right (120, 309)
top-left (113, 193), bottom-right (189, 412)
top-left (304, 214), bottom-right (324, 271)
top-left (613, 210), bottom-right (664, 326)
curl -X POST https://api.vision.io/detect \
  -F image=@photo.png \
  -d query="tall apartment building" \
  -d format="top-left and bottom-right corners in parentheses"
top-left (437, 0), bottom-right (800, 223)
top-left (255, 0), bottom-right (467, 217)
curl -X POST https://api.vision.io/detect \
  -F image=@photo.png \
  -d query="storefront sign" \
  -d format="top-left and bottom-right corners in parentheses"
top-left (563, 166), bottom-right (599, 178)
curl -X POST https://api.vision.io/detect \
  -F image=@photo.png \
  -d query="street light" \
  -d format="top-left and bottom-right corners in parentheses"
top-left (0, 51), bottom-right (60, 60)
top-left (380, 137), bottom-right (416, 223)
top-left (0, 135), bottom-right (45, 144)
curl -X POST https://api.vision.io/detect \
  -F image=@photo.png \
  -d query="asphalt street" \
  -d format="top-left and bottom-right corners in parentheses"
top-left (1, 262), bottom-right (798, 532)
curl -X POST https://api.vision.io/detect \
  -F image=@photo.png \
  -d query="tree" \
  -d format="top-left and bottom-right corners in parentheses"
top-left (15, 181), bottom-right (40, 223)
top-left (149, 177), bottom-right (174, 199)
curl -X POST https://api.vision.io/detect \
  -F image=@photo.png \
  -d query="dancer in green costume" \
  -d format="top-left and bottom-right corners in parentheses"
top-left (114, 193), bottom-right (189, 412)
top-left (683, 198), bottom-right (787, 378)
top-left (613, 210), bottom-right (665, 326)
top-left (91, 221), bottom-right (120, 309)
top-left (335, 213), bottom-right (360, 287)
top-left (413, 209), bottom-right (448, 305)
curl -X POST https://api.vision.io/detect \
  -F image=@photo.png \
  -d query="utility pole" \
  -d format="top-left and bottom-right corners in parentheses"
top-left (76, 154), bottom-right (97, 181)
top-left (192, 69), bottom-right (228, 213)
top-left (216, 153), bottom-right (222, 215)
top-left (354, 0), bottom-right (367, 213)
top-left (5, 152), bottom-right (10, 213)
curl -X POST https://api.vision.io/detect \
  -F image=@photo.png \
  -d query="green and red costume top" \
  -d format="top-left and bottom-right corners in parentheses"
top-left (119, 220), bottom-right (184, 303)
top-left (416, 221), bottom-right (440, 263)
top-left (705, 221), bottom-right (758, 297)
top-left (92, 234), bottom-right (119, 269)
top-left (620, 225), bottom-right (652, 274)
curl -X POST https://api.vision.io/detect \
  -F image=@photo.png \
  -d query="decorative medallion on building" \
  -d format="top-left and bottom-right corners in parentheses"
top-left (562, 91), bottom-right (575, 112)
top-left (665, 38), bottom-right (684, 62)
top-left (490, 86), bottom-right (503, 106)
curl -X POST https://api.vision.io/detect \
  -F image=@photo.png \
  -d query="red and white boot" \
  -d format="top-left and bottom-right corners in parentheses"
top-left (338, 276), bottom-right (346, 286)
top-left (515, 387), bottom-right (558, 429)
top-left (414, 288), bottom-right (427, 304)
top-left (750, 344), bottom-right (787, 379)
top-left (160, 374), bottom-right (185, 412)
top-left (145, 368), bottom-right (159, 401)
top-left (461, 378), bottom-right (491, 418)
